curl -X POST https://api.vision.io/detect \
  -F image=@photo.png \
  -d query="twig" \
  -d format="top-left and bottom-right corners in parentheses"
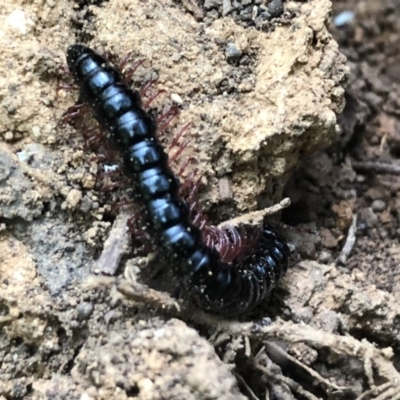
top-left (235, 373), bottom-right (261, 400)
top-left (91, 210), bottom-right (131, 275)
top-left (218, 198), bottom-right (291, 229)
top-left (84, 264), bottom-right (180, 314)
top-left (216, 319), bottom-right (400, 386)
top-left (375, 387), bottom-right (400, 400)
top-left (254, 361), bottom-right (321, 400)
top-left (355, 382), bottom-right (393, 400)
top-left (119, 260), bottom-right (181, 312)
top-left (364, 344), bottom-right (375, 391)
top-left (336, 214), bottom-right (357, 266)
top-left (264, 342), bottom-right (350, 394)
top-left (352, 161), bottom-right (400, 175)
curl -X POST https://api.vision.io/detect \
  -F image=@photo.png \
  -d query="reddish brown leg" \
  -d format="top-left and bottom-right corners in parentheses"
top-left (99, 181), bottom-right (124, 192)
top-left (168, 122), bottom-right (191, 150)
top-left (157, 105), bottom-right (180, 134)
top-left (117, 51), bottom-right (134, 72)
top-left (86, 130), bottom-right (107, 148)
top-left (61, 103), bottom-right (89, 124)
top-left (176, 157), bottom-right (196, 178)
top-left (202, 224), bottom-right (252, 263)
top-left (180, 169), bottom-right (199, 197)
top-left (82, 125), bottom-right (101, 139)
top-left (186, 175), bottom-right (203, 202)
top-left (213, 227), bottom-right (231, 261)
top-left (56, 83), bottom-right (79, 93)
top-left (82, 126), bottom-right (106, 148)
top-left (143, 88), bottom-right (167, 108)
top-left (169, 137), bottom-right (192, 164)
top-left (98, 168), bottom-right (122, 180)
top-left (127, 211), bottom-right (155, 254)
top-left (191, 209), bottom-right (208, 232)
top-left (100, 50), bottom-right (111, 61)
top-left (123, 59), bottom-right (146, 83)
top-left (56, 64), bottom-right (75, 90)
top-left (140, 79), bottom-right (157, 97)
top-left (222, 226), bottom-right (242, 262)
top-left (90, 153), bottom-right (106, 163)
top-left (111, 199), bottom-right (136, 215)
top-left (192, 211), bottom-right (202, 226)
top-left (199, 218), bottom-right (207, 232)
top-left (205, 234), bottom-right (212, 248)
top-left (96, 166), bottom-right (130, 193)
top-left (188, 200), bottom-right (198, 214)
top-left (59, 65), bottom-right (71, 76)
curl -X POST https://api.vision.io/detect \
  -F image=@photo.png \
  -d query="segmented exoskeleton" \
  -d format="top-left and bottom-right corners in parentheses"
top-left (66, 44), bottom-right (289, 315)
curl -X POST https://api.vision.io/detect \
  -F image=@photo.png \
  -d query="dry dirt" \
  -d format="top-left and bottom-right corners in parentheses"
top-left (1, 0), bottom-right (399, 399)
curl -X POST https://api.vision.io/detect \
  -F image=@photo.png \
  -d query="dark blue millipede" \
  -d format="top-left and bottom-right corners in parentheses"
top-left (66, 44), bottom-right (289, 316)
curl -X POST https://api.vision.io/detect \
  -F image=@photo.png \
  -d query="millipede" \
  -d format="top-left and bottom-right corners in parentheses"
top-left (65, 44), bottom-right (289, 316)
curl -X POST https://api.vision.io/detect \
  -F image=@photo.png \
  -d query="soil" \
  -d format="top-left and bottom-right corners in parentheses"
top-left (1, 0), bottom-right (400, 399)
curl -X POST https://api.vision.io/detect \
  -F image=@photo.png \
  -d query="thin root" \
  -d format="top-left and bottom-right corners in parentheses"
top-left (336, 213), bottom-right (358, 266)
top-left (218, 198), bottom-right (291, 229)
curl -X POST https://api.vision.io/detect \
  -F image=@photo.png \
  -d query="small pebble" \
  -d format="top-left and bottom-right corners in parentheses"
top-left (298, 240), bottom-right (316, 259)
top-left (103, 164), bottom-right (119, 173)
top-left (259, 11), bottom-right (272, 21)
top-left (371, 199), bottom-right (386, 212)
top-left (171, 52), bottom-right (181, 62)
top-left (318, 250), bottom-right (332, 263)
top-left (76, 302), bottom-right (93, 321)
top-left (320, 228), bottom-right (338, 249)
top-left (66, 188), bottom-right (82, 208)
top-left (218, 176), bottom-right (233, 200)
top-left (171, 93), bottom-right (183, 105)
top-left (295, 307), bottom-right (313, 324)
top-left (251, 6), bottom-right (258, 20)
top-left (204, 0), bottom-right (220, 9)
top-left (364, 92), bottom-right (383, 110)
top-left (222, 0), bottom-right (233, 16)
top-left (267, 0), bottom-right (283, 18)
top-left (4, 131), bottom-right (13, 141)
top-left (104, 310), bottom-right (121, 324)
top-left (359, 207), bottom-right (378, 229)
top-left (333, 10), bottom-right (355, 27)
top-left (225, 42), bottom-right (242, 62)
top-left (319, 310), bottom-right (340, 333)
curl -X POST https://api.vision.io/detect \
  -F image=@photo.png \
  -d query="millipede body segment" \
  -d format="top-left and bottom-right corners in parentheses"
top-left (66, 44), bottom-right (289, 316)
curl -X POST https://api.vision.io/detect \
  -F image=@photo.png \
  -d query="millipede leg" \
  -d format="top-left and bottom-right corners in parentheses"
top-left (127, 212), bottom-right (155, 254)
top-left (117, 51), bottom-right (134, 72)
top-left (86, 130), bottom-right (107, 148)
top-left (169, 137), bottom-right (192, 164)
top-left (186, 175), bottom-right (202, 202)
top-left (176, 157), bottom-right (196, 179)
top-left (179, 169), bottom-right (198, 196)
top-left (110, 199), bottom-right (135, 215)
top-left (140, 79), bottom-right (157, 97)
top-left (82, 125), bottom-right (101, 139)
top-left (124, 59), bottom-right (146, 83)
top-left (99, 181), bottom-right (124, 192)
top-left (168, 122), bottom-right (191, 150)
top-left (56, 83), bottom-right (79, 93)
top-left (143, 88), bottom-right (166, 108)
top-left (61, 103), bottom-right (88, 124)
top-left (157, 105), bottom-right (180, 134)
